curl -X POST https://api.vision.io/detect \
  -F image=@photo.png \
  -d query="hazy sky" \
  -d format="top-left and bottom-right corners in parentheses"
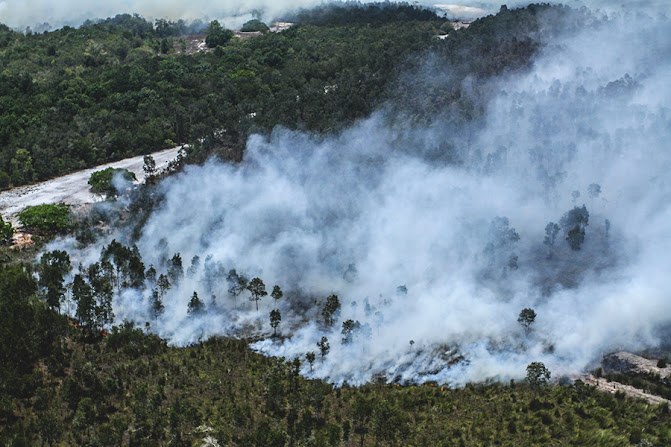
top-left (4, 1), bottom-right (666, 30)
top-left (0, 1), bottom-right (504, 29)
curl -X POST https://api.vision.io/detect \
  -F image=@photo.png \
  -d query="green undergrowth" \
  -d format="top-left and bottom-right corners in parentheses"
top-left (1, 317), bottom-right (670, 446)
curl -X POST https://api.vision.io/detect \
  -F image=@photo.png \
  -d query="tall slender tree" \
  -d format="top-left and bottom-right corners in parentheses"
top-left (39, 250), bottom-right (71, 312)
top-left (270, 309), bottom-right (281, 336)
top-left (322, 294), bottom-right (341, 327)
top-left (247, 277), bottom-right (267, 311)
top-left (271, 285), bottom-right (283, 309)
top-left (517, 308), bottom-right (536, 336)
top-left (543, 222), bottom-right (560, 258)
top-left (317, 336), bottom-right (330, 361)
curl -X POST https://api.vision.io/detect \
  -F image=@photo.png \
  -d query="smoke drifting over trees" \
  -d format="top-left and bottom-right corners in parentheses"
top-left (1, 0), bottom-right (489, 30)
top-left (49, 2), bottom-right (671, 387)
top-left (5, 0), bottom-right (671, 32)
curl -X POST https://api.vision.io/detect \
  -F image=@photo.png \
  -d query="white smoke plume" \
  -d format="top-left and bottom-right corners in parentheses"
top-left (54, 2), bottom-right (671, 386)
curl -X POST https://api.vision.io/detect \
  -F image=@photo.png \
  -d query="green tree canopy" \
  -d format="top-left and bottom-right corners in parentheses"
top-left (322, 294), bottom-right (340, 327)
top-left (187, 291), bottom-right (205, 315)
top-left (241, 19), bottom-right (269, 32)
top-left (270, 309), bottom-right (281, 336)
top-left (517, 308), bottom-right (536, 336)
top-left (39, 250), bottom-right (72, 311)
top-left (205, 20), bottom-right (234, 48)
top-left (88, 167), bottom-right (137, 197)
top-left (247, 277), bottom-right (267, 311)
top-left (17, 204), bottom-right (71, 233)
top-left (526, 361), bottom-right (551, 396)
top-left (0, 215), bottom-right (14, 244)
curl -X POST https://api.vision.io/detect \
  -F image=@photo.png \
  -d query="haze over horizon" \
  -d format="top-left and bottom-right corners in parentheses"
top-left (3, 0), bottom-right (466, 30)
top-left (0, 0), bottom-right (619, 31)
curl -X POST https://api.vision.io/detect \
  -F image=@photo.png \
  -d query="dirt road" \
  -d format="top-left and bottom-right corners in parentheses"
top-left (578, 373), bottom-right (670, 407)
top-left (0, 146), bottom-right (182, 225)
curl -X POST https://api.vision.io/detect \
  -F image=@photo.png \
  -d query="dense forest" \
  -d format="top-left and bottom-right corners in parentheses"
top-left (2, 2), bottom-right (671, 446)
top-left (0, 2), bottom-right (579, 188)
top-left (2, 294), bottom-right (670, 446)
top-left (0, 3), bottom-right (451, 188)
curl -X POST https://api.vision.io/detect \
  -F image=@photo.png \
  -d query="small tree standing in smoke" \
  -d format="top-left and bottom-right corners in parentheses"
top-left (271, 285), bottom-right (282, 309)
top-left (143, 155), bottom-right (157, 183)
top-left (145, 265), bottom-right (157, 283)
top-left (526, 362), bottom-right (551, 397)
top-left (205, 20), bottom-right (234, 48)
top-left (484, 216), bottom-right (520, 276)
top-left (168, 253), bottom-right (183, 283)
top-left (318, 336), bottom-right (330, 362)
top-left (269, 309), bottom-right (281, 337)
top-left (322, 294), bottom-right (341, 327)
top-left (186, 255), bottom-right (200, 277)
top-left (517, 308), bottom-right (536, 336)
top-left (226, 269), bottom-right (249, 304)
top-left (187, 291), bottom-right (204, 316)
top-left (157, 274), bottom-right (170, 299)
top-left (566, 226), bottom-right (585, 250)
top-left (543, 222), bottom-right (560, 259)
top-left (588, 183), bottom-right (601, 204)
top-left (561, 205), bottom-right (589, 251)
top-left (247, 277), bottom-right (267, 311)
top-left (341, 319), bottom-right (361, 345)
top-left (306, 352), bottom-right (316, 372)
top-left (150, 288), bottom-right (164, 319)
top-left (487, 216), bottom-right (520, 250)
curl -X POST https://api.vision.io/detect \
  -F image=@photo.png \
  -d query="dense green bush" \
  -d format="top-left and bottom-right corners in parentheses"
top-left (241, 19), bottom-right (269, 32)
top-left (17, 204), bottom-right (71, 233)
top-left (205, 20), bottom-right (235, 48)
top-left (88, 167), bottom-right (137, 196)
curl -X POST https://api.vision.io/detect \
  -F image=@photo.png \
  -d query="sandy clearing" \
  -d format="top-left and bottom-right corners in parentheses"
top-left (578, 373), bottom-right (671, 408)
top-left (0, 146), bottom-right (182, 226)
top-left (602, 351), bottom-right (671, 378)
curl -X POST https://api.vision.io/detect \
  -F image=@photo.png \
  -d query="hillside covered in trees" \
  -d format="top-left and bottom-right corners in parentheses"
top-left (0, 3), bottom-right (452, 188)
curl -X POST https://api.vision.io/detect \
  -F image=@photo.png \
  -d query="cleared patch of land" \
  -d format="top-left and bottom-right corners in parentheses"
top-left (0, 146), bottom-right (182, 225)
top-left (579, 373), bottom-right (671, 407)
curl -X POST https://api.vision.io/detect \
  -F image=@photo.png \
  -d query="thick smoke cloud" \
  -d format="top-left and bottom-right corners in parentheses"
top-left (57, 2), bottom-right (671, 386)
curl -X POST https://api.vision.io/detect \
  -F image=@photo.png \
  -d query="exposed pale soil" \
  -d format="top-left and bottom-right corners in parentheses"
top-left (0, 146), bottom-right (182, 226)
top-left (174, 22), bottom-right (296, 56)
top-left (573, 352), bottom-right (671, 407)
top-left (578, 373), bottom-right (671, 407)
top-left (602, 351), bottom-right (671, 377)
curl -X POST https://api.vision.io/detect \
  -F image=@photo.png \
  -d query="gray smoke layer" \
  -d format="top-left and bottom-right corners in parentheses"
top-left (57, 4), bottom-right (671, 386)
top-left (1, 0), bottom-right (464, 30)
top-left (5, 1), bottom-right (671, 31)
top-left (1, 0), bottom-right (317, 29)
